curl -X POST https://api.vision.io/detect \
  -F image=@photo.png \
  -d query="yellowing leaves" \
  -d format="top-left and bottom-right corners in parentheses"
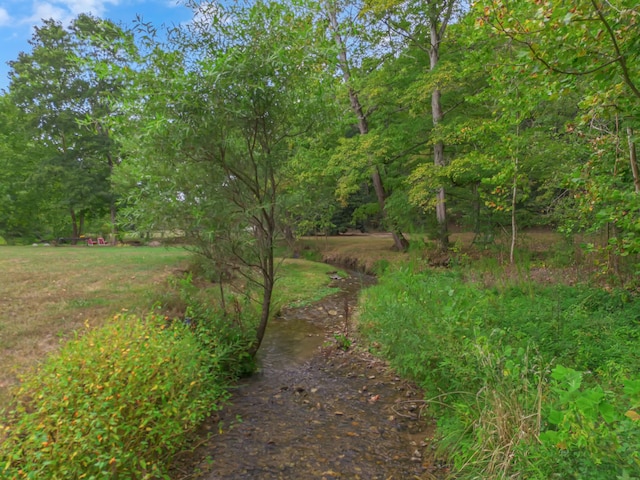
top-left (625, 410), bottom-right (640, 421)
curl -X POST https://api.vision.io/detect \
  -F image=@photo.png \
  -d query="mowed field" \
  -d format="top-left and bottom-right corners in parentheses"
top-left (0, 230), bottom-right (568, 408)
top-left (0, 246), bottom-right (189, 407)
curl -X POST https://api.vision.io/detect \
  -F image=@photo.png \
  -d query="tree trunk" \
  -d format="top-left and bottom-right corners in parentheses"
top-left (430, 23), bottom-right (449, 251)
top-left (510, 158), bottom-right (518, 265)
top-left (327, 3), bottom-right (409, 252)
top-left (248, 271), bottom-right (274, 357)
top-left (627, 127), bottom-right (640, 194)
top-left (371, 166), bottom-right (410, 251)
top-left (70, 208), bottom-right (79, 244)
top-left (471, 182), bottom-right (481, 238)
top-left (248, 208), bottom-right (276, 357)
top-left (105, 144), bottom-right (118, 245)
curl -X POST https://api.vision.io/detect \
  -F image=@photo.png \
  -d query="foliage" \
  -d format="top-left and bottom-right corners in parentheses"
top-left (358, 266), bottom-right (640, 478)
top-left (0, 95), bottom-right (47, 241)
top-left (0, 313), bottom-right (232, 479)
top-left (7, 15), bottom-right (134, 240)
top-left (334, 333), bottom-right (352, 351)
top-left (171, 273), bottom-right (258, 379)
top-left (538, 366), bottom-right (640, 479)
top-left (475, 0), bottom-right (640, 266)
top-left (113, 0), bottom-right (339, 354)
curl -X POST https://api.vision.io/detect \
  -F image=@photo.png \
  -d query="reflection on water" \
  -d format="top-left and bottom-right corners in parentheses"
top-left (256, 317), bottom-right (324, 372)
top-left (256, 272), bottom-right (373, 374)
top-left (191, 271), bottom-right (439, 480)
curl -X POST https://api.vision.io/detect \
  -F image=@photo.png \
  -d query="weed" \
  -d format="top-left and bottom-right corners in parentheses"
top-left (334, 333), bottom-right (351, 351)
top-left (357, 266), bottom-right (640, 478)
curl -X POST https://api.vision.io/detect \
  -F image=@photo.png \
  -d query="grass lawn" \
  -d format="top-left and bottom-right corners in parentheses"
top-left (0, 246), bottom-right (346, 409)
top-left (0, 246), bottom-right (189, 407)
top-left (298, 229), bottom-right (570, 270)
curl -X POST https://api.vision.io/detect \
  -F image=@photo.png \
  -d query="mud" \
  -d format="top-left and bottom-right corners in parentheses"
top-left (173, 273), bottom-right (446, 480)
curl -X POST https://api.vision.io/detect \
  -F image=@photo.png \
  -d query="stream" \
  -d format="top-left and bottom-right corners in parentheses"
top-left (174, 272), bottom-right (446, 480)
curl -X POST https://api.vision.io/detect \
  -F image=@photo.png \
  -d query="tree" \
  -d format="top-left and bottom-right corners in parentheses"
top-left (365, 0), bottom-right (469, 251)
top-left (115, 0), bottom-right (335, 355)
top-left (477, 0), bottom-right (640, 269)
top-left (325, 0), bottom-right (410, 251)
top-left (8, 15), bottom-right (132, 241)
top-left (0, 94), bottom-right (47, 241)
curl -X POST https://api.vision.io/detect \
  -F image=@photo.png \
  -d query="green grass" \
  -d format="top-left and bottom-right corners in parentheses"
top-left (357, 266), bottom-right (640, 479)
top-left (0, 246), bottom-right (189, 407)
top-left (273, 258), bottom-right (344, 309)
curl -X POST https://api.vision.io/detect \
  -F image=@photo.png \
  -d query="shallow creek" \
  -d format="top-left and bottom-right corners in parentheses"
top-left (176, 273), bottom-right (446, 480)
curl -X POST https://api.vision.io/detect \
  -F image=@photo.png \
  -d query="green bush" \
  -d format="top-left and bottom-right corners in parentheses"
top-left (172, 273), bottom-right (257, 378)
top-left (0, 313), bottom-right (230, 479)
top-left (535, 366), bottom-right (640, 479)
top-left (357, 266), bottom-right (640, 479)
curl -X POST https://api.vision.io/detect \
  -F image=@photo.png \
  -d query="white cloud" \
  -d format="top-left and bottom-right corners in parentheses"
top-left (0, 7), bottom-right (11, 26)
top-left (28, 2), bottom-right (70, 23)
top-left (24, 0), bottom-right (120, 26)
top-left (62, 0), bottom-right (120, 17)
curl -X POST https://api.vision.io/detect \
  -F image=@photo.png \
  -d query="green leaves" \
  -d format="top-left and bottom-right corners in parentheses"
top-left (0, 313), bottom-right (231, 478)
top-left (5, 14), bottom-right (135, 240)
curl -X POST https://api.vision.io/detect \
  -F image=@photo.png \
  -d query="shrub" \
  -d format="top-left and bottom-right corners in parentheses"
top-left (0, 313), bottom-right (229, 479)
top-left (535, 366), bottom-right (640, 479)
top-left (173, 273), bottom-right (258, 378)
top-left (357, 266), bottom-right (640, 478)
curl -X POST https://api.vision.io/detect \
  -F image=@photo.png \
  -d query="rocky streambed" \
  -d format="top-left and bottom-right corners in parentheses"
top-left (173, 273), bottom-right (447, 480)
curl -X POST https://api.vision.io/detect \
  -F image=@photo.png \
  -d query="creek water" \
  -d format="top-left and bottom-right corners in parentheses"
top-left (176, 273), bottom-right (445, 480)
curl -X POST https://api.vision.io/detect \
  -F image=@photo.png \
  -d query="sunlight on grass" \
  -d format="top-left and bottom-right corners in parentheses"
top-left (273, 258), bottom-right (344, 310)
top-left (0, 246), bottom-right (189, 407)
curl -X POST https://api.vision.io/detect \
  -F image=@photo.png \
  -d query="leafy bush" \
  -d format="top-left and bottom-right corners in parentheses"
top-left (173, 272), bottom-right (258, 378)
top-left (358, 266), bottom-right (640, 479)
top-left (536, 366), bottom-right (640, 480)
top-left (0, 313), bottom-right (230, 479)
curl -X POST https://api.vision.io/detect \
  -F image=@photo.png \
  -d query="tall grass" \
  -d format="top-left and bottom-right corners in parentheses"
top-left (358, 265), bottom-right (640, 479)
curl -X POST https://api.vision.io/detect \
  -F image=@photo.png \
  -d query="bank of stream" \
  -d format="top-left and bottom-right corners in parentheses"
top-left (175, 272), bottom-right (447, 479)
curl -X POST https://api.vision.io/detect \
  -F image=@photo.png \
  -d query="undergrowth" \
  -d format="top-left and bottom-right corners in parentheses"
top-left (0, 276), bottom-right (254, 479)
top-left (358, 266), bottom-right (640, 479)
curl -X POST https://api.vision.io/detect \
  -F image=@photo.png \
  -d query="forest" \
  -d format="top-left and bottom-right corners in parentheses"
top-left (0, 0), bottom-right (638, 269)
top-left (1, 0), bottom-right (639, 478)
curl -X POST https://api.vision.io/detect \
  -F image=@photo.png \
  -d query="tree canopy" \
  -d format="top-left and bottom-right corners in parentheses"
top-left (2, 0), bottom-right (640, 313)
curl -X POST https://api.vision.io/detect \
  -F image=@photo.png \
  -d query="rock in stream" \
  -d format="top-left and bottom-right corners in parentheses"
top-left (172, 274), bottom-right (446, 480)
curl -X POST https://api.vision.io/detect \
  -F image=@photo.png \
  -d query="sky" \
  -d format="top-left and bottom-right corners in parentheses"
top-left (0, 0), bottom-right (196, 91)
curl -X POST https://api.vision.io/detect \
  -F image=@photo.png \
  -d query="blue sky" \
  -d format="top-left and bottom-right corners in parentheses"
top-left (0, 0), bottom-right (196, 91)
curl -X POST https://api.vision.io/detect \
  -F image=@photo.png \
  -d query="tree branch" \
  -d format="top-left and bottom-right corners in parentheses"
top-left (590, 0), bottom-right (640, 99)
